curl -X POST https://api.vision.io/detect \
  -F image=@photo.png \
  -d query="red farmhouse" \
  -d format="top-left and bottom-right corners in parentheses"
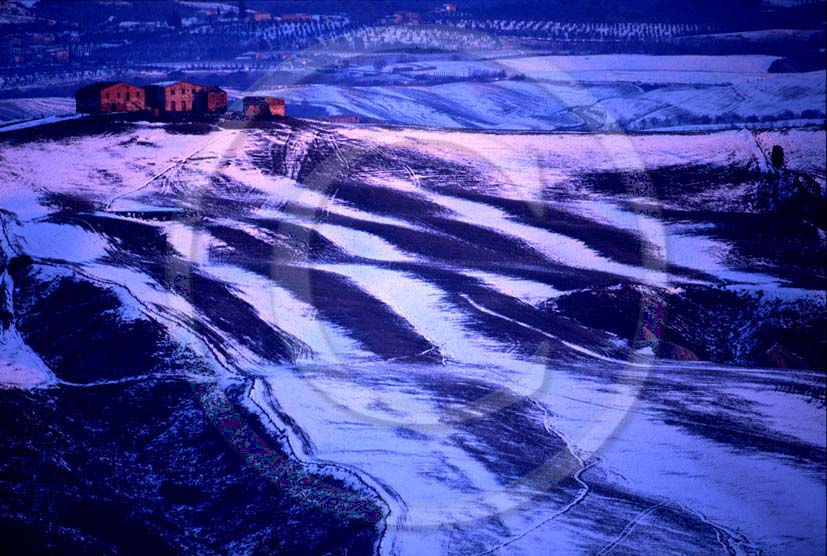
top-left (144, 81), bottom-right (227, 116)
top-left (75, 81), bottom-right (146, 114)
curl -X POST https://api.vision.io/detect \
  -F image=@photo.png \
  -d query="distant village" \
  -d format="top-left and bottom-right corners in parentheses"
top-left (75, 80), bottom-right (289, 121)
top-left (0, 1), bottom-right (462, 72)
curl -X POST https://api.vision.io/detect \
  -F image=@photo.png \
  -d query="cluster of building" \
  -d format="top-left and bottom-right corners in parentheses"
top-left (376, 4), bottom-right (457, 25)
top-left (75, 80), bottom-right (227, 117)
top-left (75, 80), bottom-right (286, 120)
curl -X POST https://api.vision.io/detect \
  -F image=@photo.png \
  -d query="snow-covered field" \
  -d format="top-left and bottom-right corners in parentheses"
top-left (1, 120), bottom-right (824, 555)
top-left (233, 54), bottom-right (825, 130)
top-left (0, 97), bottom-right (75, 124)
top-left (384, 54), bottom-right (783, 84)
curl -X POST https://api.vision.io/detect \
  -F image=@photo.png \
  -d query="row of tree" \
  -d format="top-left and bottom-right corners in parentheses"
top-left (438, 19), bottom-right (714, 42)
top-left (331, 26), bottom-right (500, 52)
top-left (627, 109), bottom-right (826, 130)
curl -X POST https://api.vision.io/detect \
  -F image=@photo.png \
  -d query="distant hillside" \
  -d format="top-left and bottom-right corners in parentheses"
top-left (32, 0), bottom-right (827, 28)
top-left (36, 0), bottom-right (197, 24)
top-left (465, 0), bottom-right (825, 27)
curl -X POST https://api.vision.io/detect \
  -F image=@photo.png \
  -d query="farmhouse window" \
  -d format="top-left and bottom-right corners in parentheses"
top-left (126, 91), bottom-right (131, 100)
top-left (171, 101), bottom-right (177, 110)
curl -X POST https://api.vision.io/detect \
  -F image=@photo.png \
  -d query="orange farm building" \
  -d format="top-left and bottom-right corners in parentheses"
top-left (143, 81), bottom-right (227, 116)
top-left (75, 81), bottom-right (146, 114)
top-left (202, 86), bottom-right (229, 114)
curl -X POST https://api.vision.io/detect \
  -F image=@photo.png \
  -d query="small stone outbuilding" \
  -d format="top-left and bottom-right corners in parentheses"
top-left (242, 96), bottom-right (286, 120)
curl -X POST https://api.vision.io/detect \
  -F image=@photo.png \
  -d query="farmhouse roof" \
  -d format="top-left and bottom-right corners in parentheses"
top-left (76, 81), bottom-right (127, 95)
